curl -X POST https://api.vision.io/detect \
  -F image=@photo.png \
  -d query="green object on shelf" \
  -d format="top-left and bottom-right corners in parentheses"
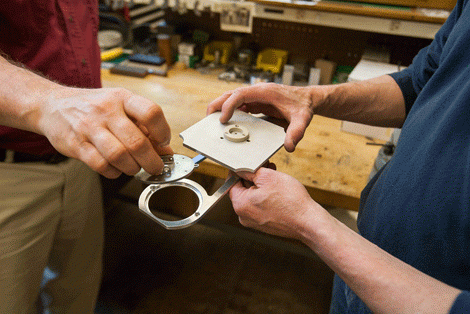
top-left (193, 29), bottom-right (210, 45)
top-left (176, 54), bottom-right (200, 68)
top-left (332, 65), bottom-right (355, 84)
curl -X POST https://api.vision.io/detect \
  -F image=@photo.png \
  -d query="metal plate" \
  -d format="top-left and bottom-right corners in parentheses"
top-left (180, 110), bottom-right (285, 173)
top-left (134, 154), bottom-right (196, 184)
top-left (138, 175), bottom-right (239, 230)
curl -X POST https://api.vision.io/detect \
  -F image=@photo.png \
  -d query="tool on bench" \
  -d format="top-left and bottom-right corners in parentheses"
top-left (134, 110), bottom-right (286, 230)
top-left (110, 61), bottom-right (168, 77)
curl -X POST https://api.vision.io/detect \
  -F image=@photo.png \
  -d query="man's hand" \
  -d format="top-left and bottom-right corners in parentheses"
top-left (207, 83), bottom-right (320, 152)
top-left (37, 87), bottom-right (173, 179)
top-left (230, 167), bottom-right (323, 239)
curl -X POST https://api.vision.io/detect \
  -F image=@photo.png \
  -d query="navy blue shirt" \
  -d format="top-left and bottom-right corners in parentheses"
top-left (358, 0), bottom-right (470, 311)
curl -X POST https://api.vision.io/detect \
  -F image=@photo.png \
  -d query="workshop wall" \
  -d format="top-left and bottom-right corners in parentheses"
top-left (165, 9), bottom-right (432, 68)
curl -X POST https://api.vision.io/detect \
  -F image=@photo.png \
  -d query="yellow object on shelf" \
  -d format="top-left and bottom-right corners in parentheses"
top-left (256, 49), bottom-right (288, 74)
top-left (101, 47), bottom-right (124, 62)
top-left (203, 41), bottom-right (233, 65)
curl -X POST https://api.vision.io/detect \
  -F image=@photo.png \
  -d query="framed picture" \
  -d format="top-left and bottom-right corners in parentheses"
top-left (218, 1), bottom-right (254, 33)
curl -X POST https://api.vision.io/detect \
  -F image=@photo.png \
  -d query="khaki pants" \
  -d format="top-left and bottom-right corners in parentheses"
top-left (0, 159), bottom-right (103, 313)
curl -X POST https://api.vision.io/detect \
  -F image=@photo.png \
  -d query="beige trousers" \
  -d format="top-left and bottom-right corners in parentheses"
top-left (0, 158), bottom-right (103, 314)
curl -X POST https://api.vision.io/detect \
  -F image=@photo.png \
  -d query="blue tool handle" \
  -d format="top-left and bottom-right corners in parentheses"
top-left (192, 154), bottom-right (206, 164)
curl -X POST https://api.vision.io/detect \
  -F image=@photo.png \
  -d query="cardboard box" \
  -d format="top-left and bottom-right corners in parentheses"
top-left (345, 0), bottom-right (456, 10)
top-left (178, 42), bottom-right (196, 56)
top-left (341, 59), bottom-right (403, 140)
top-left (315, 59), bottom-right (337, 85)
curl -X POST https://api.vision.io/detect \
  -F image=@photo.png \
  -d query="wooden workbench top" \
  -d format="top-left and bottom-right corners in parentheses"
top-left (101, 68), bottom-right (383, 211)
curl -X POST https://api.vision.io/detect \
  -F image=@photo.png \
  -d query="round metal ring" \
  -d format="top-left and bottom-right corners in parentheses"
top-left (138, 179), bottom-right (208, 230)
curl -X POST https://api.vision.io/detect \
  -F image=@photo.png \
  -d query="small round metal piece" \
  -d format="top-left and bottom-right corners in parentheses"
top-left (223, 124), bottom-right (249, 143)
top-left (134, 154), bottom-right (196, 184)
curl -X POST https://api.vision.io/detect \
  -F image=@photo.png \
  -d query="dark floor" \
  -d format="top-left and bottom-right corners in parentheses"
top-left (97, 194), bottom-right (335, 314)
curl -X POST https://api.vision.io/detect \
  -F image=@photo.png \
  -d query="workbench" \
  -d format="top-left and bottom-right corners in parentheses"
top-left (101, 68), bottom-right (383, 211)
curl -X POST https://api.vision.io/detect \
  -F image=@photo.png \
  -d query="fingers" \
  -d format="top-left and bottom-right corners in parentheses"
top-left (208, 87), bottom-right (263, 123)
top-left (84, 92), bottom-right (172, 176)
top-left (73, 139), bottom-right (123, 179)
top-left (218, 92), bottom-right (245, 123)
top-left (235, 167), bottom-right (275, 187)
top-left (121, 94), bottom-right (173, 174)
top-left (207, 84), bottom-right (312, 153)
top-left (207, 92), bottom-right (232, 115)
top-left (284, 117), bottom-right (309, 152)
top-left (126, 95), bottom-right (171, 146)
top-left (235, 170), bottom-right (257, 182)
top-left (154, 144), bottom-right (174, 156)
top-left (106, 116), bottom-right (163, 175)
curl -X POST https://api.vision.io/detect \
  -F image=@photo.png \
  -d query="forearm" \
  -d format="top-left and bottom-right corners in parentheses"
top-left (313, 74), bottom-right (407, 128)
top-left (298, 206), bottom-right (460, 314)
top-left (0, 55), bottom-right (63, 134)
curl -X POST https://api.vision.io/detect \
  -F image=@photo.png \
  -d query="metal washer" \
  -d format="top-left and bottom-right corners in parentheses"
top-left (134, 154), bottom-right (196, 184)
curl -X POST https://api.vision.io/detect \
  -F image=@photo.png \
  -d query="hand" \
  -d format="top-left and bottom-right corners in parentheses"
top-left (207, 83), bottom-right (319, 152)
top-left (230, 167), bottom-right (322, 240)
top-left (38, 87), bottom-right (173, 178)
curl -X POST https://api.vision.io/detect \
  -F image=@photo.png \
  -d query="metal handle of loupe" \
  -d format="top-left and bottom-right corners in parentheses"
top-left (137, 154), bottom-right (240, 230)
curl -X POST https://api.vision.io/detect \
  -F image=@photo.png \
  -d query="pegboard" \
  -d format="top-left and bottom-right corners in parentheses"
top-left (251, 19), bottom-right (367, 66)
top-left (165, 9), bottom-right (432, 68)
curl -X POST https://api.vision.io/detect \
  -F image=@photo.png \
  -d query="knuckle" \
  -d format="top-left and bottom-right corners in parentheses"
top-left (91, 157), bottom-right (112, 174)
top-left (110, 87), bottom-right (130, 99)
top-left (106, 146), bottom-right (128, 164)
top-left (126, 135), bottom-right (148, 152)
top-left (143, 105), bottom-right (164, 122)
top-left (74, 115), bottom-right (92, 131)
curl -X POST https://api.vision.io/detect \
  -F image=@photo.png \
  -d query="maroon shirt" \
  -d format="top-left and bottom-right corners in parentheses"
top-left (0, 0), bottom-right (102, 155)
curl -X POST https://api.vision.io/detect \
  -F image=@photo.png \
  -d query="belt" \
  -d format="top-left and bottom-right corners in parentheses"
top-left (0, 149), bottom-right (68, 164)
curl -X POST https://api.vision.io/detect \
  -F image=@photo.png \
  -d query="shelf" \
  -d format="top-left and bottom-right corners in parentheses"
top-left (252, 0), bottom-right (446, 38)
top-left (163, 0), bottom-right (448, 39)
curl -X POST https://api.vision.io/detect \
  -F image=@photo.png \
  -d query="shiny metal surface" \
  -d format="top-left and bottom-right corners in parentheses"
top-left (138, 175), bottom-right (240, 230)
top-left (134, 154), bottom-right (197, 184)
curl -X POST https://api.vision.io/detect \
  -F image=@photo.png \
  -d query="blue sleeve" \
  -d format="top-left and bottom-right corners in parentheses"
top-left (388, 0), bottom-right (467, 114)
top-left (449, 291), bottom-right (470, 313)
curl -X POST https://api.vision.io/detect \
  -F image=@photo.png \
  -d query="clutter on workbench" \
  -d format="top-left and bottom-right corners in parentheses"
top-left (314, 59), bottom-right (337, 85)
top-left (157, 34), bottom-right (173, 66)
top-left (203, 41), bottom-right (234, 66)
top-left (110, 64), bottom-right (149, 78)
top-left (177, 42), bottom-right (199, 68)
top-left (341, 58), bottom-right (403, 141)
top-left (98, 30), bottom-right (124, 50)
top-left (100, 47), bottom-right (125, 62)
top-left (255, 48), bottom-right (289, 74)
top-left (128, 54), bottom-right (165, 66)
top-left (175, 29), bottom-right (209, 68)
top-left (217, 47), bottom-right (254, 82)
top-left (155, 21), bottom-right (176, 66)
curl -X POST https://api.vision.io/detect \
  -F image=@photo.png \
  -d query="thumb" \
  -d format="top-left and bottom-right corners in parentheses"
top-left (229, 179), bottom-right (246, 200)
top-left (235, 170), bottom-right (257, 183)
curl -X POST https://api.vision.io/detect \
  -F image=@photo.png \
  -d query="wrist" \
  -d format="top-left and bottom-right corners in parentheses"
top-left (0, 57), bottom-right (63, 134)
top-left (292, 199), bottom-right (331, 244)
top-left (21, 80), bottom-right (64, 135)
top-left (307, 84), bottom-right (337, 116)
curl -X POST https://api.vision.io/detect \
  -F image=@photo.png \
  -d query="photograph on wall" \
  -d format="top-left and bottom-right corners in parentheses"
top-left (219, 1), bottom-right (254, 33)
